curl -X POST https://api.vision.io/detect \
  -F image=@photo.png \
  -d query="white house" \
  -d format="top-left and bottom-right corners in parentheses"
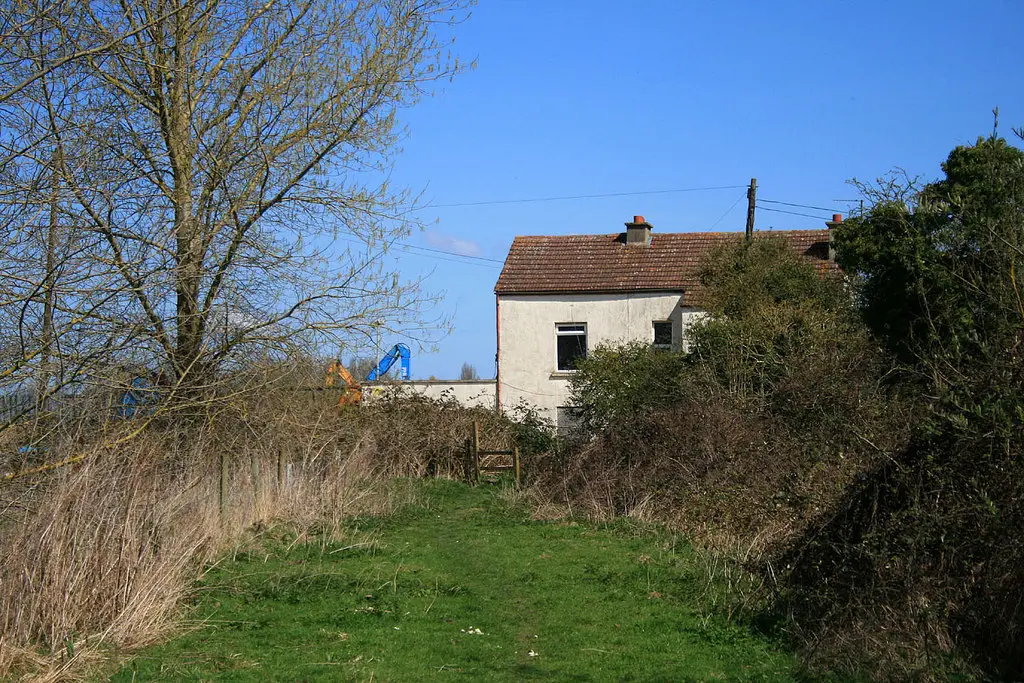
top-left (493, 215), bottom-right (837, 429)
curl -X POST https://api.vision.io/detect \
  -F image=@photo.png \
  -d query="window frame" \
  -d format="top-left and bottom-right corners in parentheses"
top-left (555, 322), bottom-right (587, 372)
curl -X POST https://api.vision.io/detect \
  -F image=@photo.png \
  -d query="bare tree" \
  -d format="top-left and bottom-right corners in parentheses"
top-left (347, 356), bottom-right (380, 382)
top-left (0, 0), bottom-right (471, 415)
top-left (459, 362), bottom-right (478, 380)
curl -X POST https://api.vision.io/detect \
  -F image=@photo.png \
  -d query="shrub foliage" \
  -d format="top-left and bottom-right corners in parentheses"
top-left (535, 135), bottom-right (1024, 680)
top-left (783, 136), bottom-right (1024, 679)
top-left (530, 238), bottom-right (908, 557)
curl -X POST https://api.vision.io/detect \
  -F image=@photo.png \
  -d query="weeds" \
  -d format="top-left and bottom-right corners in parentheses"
top-left (0, 377), bottom-right (519, 680)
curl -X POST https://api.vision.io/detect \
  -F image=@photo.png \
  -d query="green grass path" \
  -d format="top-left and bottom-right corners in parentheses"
top-left (113, 480), bottom-right (798, 681)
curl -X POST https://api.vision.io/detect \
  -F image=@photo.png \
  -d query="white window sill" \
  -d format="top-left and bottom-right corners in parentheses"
top-left (549, 371), bottom-right (576, 379)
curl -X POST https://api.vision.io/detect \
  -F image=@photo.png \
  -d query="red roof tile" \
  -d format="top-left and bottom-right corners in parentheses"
top-left (494, 229), bottom-right (836, 306)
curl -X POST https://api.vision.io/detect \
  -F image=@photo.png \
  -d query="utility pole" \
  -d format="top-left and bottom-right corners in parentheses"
top-left (745, 178), bottom-right (757, 241)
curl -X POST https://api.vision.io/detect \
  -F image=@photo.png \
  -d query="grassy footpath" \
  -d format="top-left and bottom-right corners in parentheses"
top-left (113, 480), bottom-right (799, 681)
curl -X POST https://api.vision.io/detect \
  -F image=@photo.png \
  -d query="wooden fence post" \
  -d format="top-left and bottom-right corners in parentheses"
top-left (472, 421), bottom-right (480, 483)
top-left (513, 444), bottom-right (521, 488)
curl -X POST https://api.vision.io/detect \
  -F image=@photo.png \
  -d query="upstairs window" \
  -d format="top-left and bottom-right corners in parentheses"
top-left (653, 320), bottom-right (672, 351)
top-left (556, 323), bottom-right (587, 371)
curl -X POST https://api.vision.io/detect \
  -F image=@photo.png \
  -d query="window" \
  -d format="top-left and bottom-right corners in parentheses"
top-left (556, 323), bottom-right (587, 371)
top-left (556, 406), bottom-right (583, 436)
top-left (653, 320), bottom-right (672, 351)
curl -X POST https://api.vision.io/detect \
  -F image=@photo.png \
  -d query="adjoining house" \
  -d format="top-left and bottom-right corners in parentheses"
top-left (493, 215), bottom-right (838, 429)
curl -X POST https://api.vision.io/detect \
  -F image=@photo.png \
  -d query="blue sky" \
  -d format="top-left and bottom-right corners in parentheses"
top-left (360, 0), bottom-right (1024, 379)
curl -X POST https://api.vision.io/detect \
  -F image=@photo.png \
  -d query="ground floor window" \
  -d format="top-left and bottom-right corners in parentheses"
top-left (556, 405), bottom-right (583, 436)
top-left (556, 323), bottom-right (587, 371)
top-left (653, 320), bottom-right (672, 350)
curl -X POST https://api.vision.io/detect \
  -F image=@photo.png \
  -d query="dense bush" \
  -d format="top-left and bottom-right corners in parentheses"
top-left (529, 238), bottom-right (909, 556)
top-left (569, 341), bottom-right (687, 434)
top-left (779, 136), bottom-right (1024, 679)
top-left (536, 135), bottom-right (1024, 680)
top-left (506, 400), bottom-right (557, 457)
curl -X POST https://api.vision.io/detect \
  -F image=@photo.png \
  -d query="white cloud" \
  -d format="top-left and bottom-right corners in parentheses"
top-left (424, 231), bottom-right (482, 257)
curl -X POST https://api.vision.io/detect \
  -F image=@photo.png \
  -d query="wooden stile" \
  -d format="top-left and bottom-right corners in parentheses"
top-left (468, 420), bottom-right (520, 487)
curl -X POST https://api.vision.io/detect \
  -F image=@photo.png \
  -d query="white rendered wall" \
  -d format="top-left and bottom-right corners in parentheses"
top-left (497, 292), bottom-right (705, 422)
top-left (363, 379), bottom-right (496, 409)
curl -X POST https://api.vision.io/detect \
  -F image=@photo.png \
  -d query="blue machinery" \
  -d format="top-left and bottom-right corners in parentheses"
top-left (326, 342), bottom-right (411, 406)
top-left (119, 376), bottom-right (160, 418)
top-left (365, 343), bottom-right (411, 381)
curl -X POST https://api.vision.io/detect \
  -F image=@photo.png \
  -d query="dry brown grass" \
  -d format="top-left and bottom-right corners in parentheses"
top-left (0, 383), bottom-right (513, 681)
top-left (527, 402), bottom-right (894, 561)
top-left (0, 433), bottom-right (213, 680)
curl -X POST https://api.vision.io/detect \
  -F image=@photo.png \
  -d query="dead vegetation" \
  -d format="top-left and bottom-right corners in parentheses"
top-left (0, 379), bottom-right (512, 680)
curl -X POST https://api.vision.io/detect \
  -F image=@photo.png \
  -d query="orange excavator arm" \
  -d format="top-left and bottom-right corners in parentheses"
top-left (326, 360), bottom-right (362, 406)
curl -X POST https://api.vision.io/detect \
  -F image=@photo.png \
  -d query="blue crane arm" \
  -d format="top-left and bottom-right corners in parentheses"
top-left (365, 343), bottom-right (411, 381)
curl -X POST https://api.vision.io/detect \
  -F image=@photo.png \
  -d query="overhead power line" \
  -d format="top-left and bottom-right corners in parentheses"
top-left (710, 194), bottom-right (745, 230)
top-left (756, 204), bottom-right (832, 221)
top-left (401, 243), bottom-right (504, 264)
top-left (336, 237), bottom-right (502, 269)
top-left (759, 198), bottom-right (843, 213)
top-left (397, 245), bottom-right (501, 269)
top-left (417, 185), bottom-right (747, 209)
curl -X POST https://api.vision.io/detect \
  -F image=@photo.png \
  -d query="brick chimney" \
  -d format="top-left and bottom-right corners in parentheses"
top-left (825, 213), bottom-right (842, 260)
top-left (625, 215), bottom-right (652, 246)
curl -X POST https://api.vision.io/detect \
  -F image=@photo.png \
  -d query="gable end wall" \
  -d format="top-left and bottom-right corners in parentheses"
top-left (497, 292), bottom-right (705, 422)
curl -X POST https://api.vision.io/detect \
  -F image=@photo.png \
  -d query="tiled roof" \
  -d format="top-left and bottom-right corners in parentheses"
top-left (494, 229), bottom-right (836, 306)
